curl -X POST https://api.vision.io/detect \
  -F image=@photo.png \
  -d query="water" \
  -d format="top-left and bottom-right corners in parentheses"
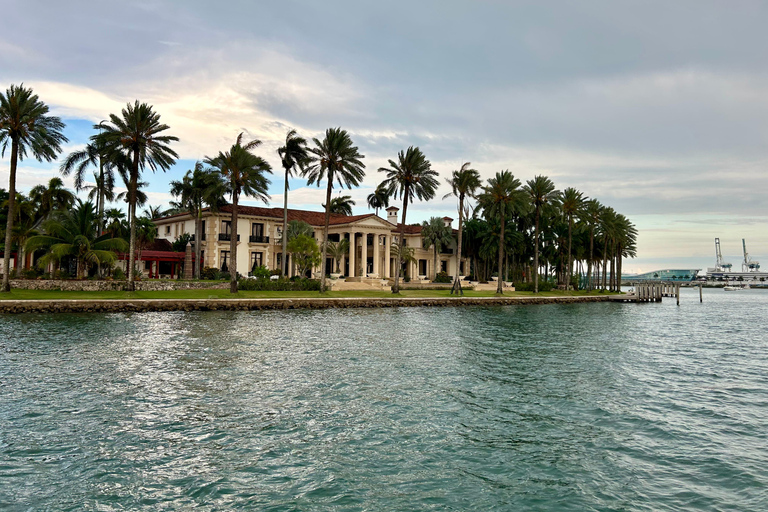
top-left (1, 289), bottom-right (767, 510)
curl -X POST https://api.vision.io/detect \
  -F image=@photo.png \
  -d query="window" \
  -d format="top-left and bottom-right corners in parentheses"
top-left (220, 250), bottom-right (230, 271)
top-left (441, 260), bottom-right (448, 273)
top-left (251, 252), bottom-right (263, 271)
top-left (251, 223), bottom-right (264, 237)
top-left (221, 220), bottom-right (231, 235)
top-left (165, 225), bottom-right (171, 235)
top-left (419, 259), bottom-right (427, 276)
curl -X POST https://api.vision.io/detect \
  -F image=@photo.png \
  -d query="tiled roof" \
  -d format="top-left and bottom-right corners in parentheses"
top-left (397, 224), bottom-right (423, 234)
top-left (216, 205), bottom-right (376, 226)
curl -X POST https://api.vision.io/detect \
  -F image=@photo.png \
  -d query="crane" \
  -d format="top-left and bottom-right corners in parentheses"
top-left (715, 238), bottom-right (732, 272)
top-left (742, 239), bottom-right (760, 272)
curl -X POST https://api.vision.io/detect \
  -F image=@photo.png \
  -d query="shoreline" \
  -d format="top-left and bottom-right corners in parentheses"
top-left (0, 295), bottom-right (613, 314)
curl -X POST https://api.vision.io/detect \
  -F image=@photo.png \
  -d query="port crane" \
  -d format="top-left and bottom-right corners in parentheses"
top-left (742, 239), bottom-right (760, 272)
top-left (715, 238), bottom-right (732, 272)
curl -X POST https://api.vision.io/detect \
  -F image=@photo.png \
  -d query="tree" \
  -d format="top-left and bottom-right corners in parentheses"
top-left (28, 177), bottom-right (76, 222)
top-left (96, 101), bottom-right (178, 291)
top-left (390, 243), bottom-right (416, 280)
top-left (25, 200), bottom-right (127, 279)
top-left (421, 217), bottom-right (452, 281)
top-left (524, 175), bottom-right (558, 293)
top-left (583, 199), bottom-right (602, 290)
top-left (134, 216), bottom-right (156, 275)
top-left (326, 238), bottom-right (350, 274)
top-left (205, 132), bottom-right (272, 293)
top-left (0, 84), bottom-right (68, 291)
top-left (324, 194), bottom-right (356, 216)
top-left (477, 170), bottom-right (523, 294)
top-left (169, 162), bottom-right (226, 279)
top-left (304, 127), bottom-right (365, 292)
top-left (104, 208), bottom-right (126, 238)
top-left (143, 205), bottom-right (165, 220)
top-left (287, 234), bottom-right (321, 278)
top-left (444, 162), bottom-right (481, 294)
top-left (278, 129), bottom-right (309, 278)
top-left (379, 146), bottom-right (438, 293)
top-left (366, 183), bottom-right (390, 216)
top-left (558, 187), bottom-right (585, 290)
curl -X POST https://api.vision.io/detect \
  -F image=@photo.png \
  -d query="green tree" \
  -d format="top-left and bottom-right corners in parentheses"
top-left (278, 129), bottom-right (310, 278)
top-left (28, 177), bottom-right (76, 222)
top-left (103, 208), bottom-right (126, 238)
top-left (524, 175), bottom-right (558, 293)
top-left (379, 146), bottom-right (438, 293)
top-left (421, 217), bottom-right (453, 281)
top-left (170, 161), bottom-right (227, 279)
top-left (96, 101), bottom-right (178, 291)
top-left (287, 234), bottom-right (321, 278)
top-left (205, 132), bottom-right (272, 293)
top-left (477, 170), bottom-right (523, 294)
top-left (444, 162), bottom-right (481, 294)
top-left (0, 84), bottom-right (68, 291)
top-left (366, 183), bottom-right (390, 216)
top-left (305, 127), bottom-right (365, 292)
top-left (143, 205), bottom-right (165, 219)
top-left (326, 238), bottom-right (350, 274)
top-left (558, 187), bottom-right (586, 290)
top-left (583, 199), bottom-right (602, 290)
top-left (26, 200), bottom-right (127, 279)
top-left (324, 194), bottom-right (356, 216)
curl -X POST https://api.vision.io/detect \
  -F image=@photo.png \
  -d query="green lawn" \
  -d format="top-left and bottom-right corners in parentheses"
top-left (0, 288), bottom-right (611, 301)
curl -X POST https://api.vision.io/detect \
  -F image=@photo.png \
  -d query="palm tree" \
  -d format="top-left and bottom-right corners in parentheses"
top-left (143, 205), bottom-right (165, 219)
top-left (278, 129), bottom-right (310, 278)
top-left (559, 187), bottom-right (585, 290)
top-left (0, 84), bottom-right (68, 291)
top-left (25, 200), bottom-right (127, 279)
top-left (169, 162), bottom-right (227, 279)
top-left (324, 194), bottom-right (356, 216)
top-left (524, 175), bottom-right (558, 293)
top-left (284, 220), bottom-right (314, 277)
top-left (134, 216), bottom-right (156, 274)
top-left (583, 199), bottom-right (602, 290)
top-left (326, 238), bottom-right (350, 274)
top-left (421, 217), bottom-right (453, 281)
top-left (379, 146), bottom-right (438, 293)
top-left (366, 183), bottom-right (390, 216)
top-left (390, 243), bottom-right (416, 280)
top-left (96, 101), bottom-right (178, 291)
top-left (104, 208), bottom-right (126, 238)
top-left (205, 132), bottom-right (272, 293)
top-left (477, 171), bottom-right (523, 294)
top-left (444, 162), bottom-right (481, 295)
top-left (28, 177), bottom-right (76, 221)
top-left (304, 127), bottom-right (366, 293)
top-left (81, 171), bottom-right (116, 222)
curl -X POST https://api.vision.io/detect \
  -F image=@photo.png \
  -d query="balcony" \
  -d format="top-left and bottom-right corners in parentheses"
top-left (441, 248), bottom-right (454, 255)
top-left (190, 234), bottom-right (206, 241)
top-left (218, 233), bottom-right (240, 242)
top-left (249, 235), bottom-right (269, 243)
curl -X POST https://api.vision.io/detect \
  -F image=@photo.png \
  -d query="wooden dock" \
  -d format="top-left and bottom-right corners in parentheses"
top-left (610, 282), bottom-right (681, 303)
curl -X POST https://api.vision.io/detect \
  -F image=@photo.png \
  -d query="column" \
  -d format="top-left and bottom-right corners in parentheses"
top-left (373, 233), bottom-right (380, 278)
top-left (348, 232), bottom-right (355, 277)
top-left (384, 234), bottom-right (391, 278)
top-left (360, 232), bottom-right (368, 277)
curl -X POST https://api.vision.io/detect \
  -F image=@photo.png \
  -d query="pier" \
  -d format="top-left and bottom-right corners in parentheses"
top-left (610, 282), bottom-right (681, 303)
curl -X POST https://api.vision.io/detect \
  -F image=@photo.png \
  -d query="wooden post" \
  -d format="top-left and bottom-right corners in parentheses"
top-left (676, 284), bottom-right (680, 306)
top-left (699, 283), bottom-right (703, 303)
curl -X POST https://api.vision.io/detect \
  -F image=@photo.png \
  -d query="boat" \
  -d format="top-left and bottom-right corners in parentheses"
top-left (724, 283), bottom-right (750, 291)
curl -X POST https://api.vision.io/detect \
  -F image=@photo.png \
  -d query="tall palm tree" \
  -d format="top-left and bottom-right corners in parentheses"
top-left (96, 101), bottom-right (178, 291)
top-left (559, 187), bottom-right (586, 290)
top-left (28, 177), bottom-right (76, 221)
top-left (583, 199), bottom-right (602, 290)
top-left (444, 162), bottom-right (481, 295)
top-left (477, 170), bottom-right (523, 294)
top-left (524, 175), bottom-right (558, 293)
top-left (170, 162), bottom-right (227, 279)
top-left (81, 170), bottom-right (116, 223)
top-left (326, 238), bottom-right (350, 274)
top-left (304, 127), bottom-right (366, 293)
top-left (0, 84), bottom-right (68, 291)
top-left (598, 206), bottom-right (618, 291)
top-left (324, 194), bottom-right (356, 216)
top-left (278, 129), bottom-right (309, 277)
top-left (25, 200), bottom-right (127, 279)
top-left (143, 205), bottom-right (165, 219)
top-left (205, 132), bottom-right (272, 293)
top-left (104, 208), bottom-right (126, 239)
top-left (379, 146), bottom-right (438, 293)
top-left (421, 217), bottom-right (453, 281)
top-left (366, 183), bottom-right (390, 216)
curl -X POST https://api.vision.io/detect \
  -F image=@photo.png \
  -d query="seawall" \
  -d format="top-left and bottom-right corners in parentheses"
top-left (0, 295), bottom-right (611, 314)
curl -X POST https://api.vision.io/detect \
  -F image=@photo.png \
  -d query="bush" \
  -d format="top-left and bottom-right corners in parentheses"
top-left (404, 276), bottom-right (411, 282)
top-left (112, 267), bottom-right (126, 280)
top-left (220, 271), bottom-right (231, 281)
top-left (54, 269), bottom-right (72, 280)
top-left (21, 268), bottom-right (40, 279)
top-left (249, 265), bottom-right (271, 279)
top-left (514, 280), bottom-right (554, 292)
top-left (172, 233), bottom-right (193, 252)
top-left (238, 277), bottom-right (321, 291)
top-left (200, 267), bottom-right (219, 280)
top-left (433, 271), bottom-right (452, 283)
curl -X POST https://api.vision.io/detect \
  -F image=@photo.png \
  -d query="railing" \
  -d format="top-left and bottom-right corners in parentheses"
top-left (190, 234), bottom-right (206, 241)
top-left (249, 235), bottom-right (269, 243)
top-left (218, 234), bottom-right (240, 242)
top-left (441, 248), bottom-right (454, 255)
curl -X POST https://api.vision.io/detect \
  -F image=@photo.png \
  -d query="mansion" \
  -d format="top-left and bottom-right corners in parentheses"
top-left (153, 205), bottom-right (464, 281)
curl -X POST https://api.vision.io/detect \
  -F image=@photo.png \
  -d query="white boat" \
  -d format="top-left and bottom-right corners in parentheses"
top-left (724, 283), bottom-right (750, 291)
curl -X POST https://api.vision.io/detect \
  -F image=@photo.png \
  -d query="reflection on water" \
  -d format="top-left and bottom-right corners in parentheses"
top-left (1, 289), bottom-right (767, 510)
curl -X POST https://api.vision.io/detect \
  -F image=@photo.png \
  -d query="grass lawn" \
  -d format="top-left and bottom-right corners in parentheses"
top-left (0, 288), bottom-right (612, 301)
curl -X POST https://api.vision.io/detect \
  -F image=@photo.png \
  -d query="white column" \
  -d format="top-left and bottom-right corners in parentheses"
top-left (373, 233), bottom-right (380, 278)
top-left (348, 232), bottom-right (355, 277)
top-left (384, 234), bottom-right (391, 278)
top-left (360, 232), bottom-right (368, 277)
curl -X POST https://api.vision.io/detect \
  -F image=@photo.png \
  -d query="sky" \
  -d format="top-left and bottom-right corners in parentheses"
top-left (2, 0), bottom-right (768, 273)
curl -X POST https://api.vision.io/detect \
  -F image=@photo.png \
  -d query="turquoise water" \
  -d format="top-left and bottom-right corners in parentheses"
top-left (1, 289), bottom-right (767, 510)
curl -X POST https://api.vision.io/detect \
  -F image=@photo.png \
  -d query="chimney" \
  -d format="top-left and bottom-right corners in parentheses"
top-left (442, 216), bottom-right (453, 228)
top-left (386, 206), bottom-right (399, 225)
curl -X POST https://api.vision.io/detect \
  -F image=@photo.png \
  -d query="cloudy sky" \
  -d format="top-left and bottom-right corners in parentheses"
top-left (2, 0), bottom-right (768, 273)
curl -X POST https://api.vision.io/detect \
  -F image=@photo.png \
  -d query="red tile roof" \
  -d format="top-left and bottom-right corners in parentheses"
top-left (216, 205), bottom-right (378, 226)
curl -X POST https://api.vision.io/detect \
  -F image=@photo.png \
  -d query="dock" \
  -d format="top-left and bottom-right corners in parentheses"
top-left (610, 282), bottom-right (682, 303)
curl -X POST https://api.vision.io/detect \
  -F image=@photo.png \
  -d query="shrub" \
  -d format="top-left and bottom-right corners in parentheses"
top-left (238, 277), bottom-right (321, 291)
top-left (200, 267), bottom-right (219, 280)
top-left (112, 267), bottom-right (126, 280)
top-left (433, 271), bottom-right (452, 283)
top-left (172, 233), bottom-right (193, 252)
top-left (514, 280), bottom-right (554, 292)
top-left (54, 269), bottom-right (72, 280)
top-left (220, 271), bottom-right (231, 281)
top-left (21, 269), bottom-right (40, 279)
top-left (249, 265), bottom-right (271, 279)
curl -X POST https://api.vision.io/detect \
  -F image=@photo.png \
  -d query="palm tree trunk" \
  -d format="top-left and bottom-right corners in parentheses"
top-left (617, 244), bottom-right (623, 290)
top-left (281, 167), bottom-right (289, 277)
top-left (567, 217), bottom-right (573, 290)
top-left (195, 207), bottom-right (202, 280)
top-left (1, 138), bottom-right (19, 291)
top-left (320, 180), bottom-right (333, 293)
top-left (230, 191), bottom-right (239, 293)
top-left (393, 188), bottom-right (409, 294)
top-left (433, 245), bottom-right (438, 282)
top-left (452, 194), bottom-right (464, 295)
top-left (533, 207), bottom-right (540, 293)
top-left (126, 149), bottom-right (140, 292)
top-left (497, 210), bottom-right (505, 294)
top-left (587, 228), bottom-right (594, 291)
top-left (602, 238), bottom-right (609, 291)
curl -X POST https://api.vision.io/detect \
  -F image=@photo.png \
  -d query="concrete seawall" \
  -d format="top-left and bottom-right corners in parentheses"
top-left (0, 295), bottom-right (612, 314)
